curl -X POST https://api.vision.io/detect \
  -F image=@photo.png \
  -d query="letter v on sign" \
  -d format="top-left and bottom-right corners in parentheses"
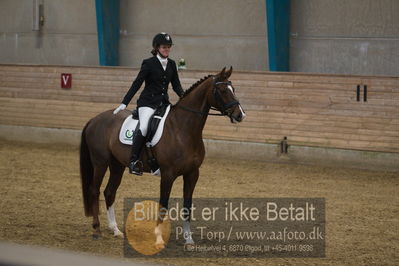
top-left (61, 73), bottom-right (72, 89)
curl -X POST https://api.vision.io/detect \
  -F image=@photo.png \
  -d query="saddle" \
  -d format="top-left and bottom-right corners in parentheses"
top-left (119, 104), bottom-right (171, 146)
top-left (119, 105), bottom-right (171, 176)
top-left (146, 104), bottom-right (169, 142)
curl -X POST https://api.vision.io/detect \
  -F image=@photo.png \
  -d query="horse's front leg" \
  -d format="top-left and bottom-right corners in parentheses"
top-left (155, 173), bottom-right (176, 249)
top-left (182, 168), bottom-right (199, 245)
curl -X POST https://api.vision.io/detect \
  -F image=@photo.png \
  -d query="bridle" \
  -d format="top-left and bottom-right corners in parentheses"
top-left (213, 81), bottom-right (240, 115)
top-left (178, 77), bottom-right (240, 117)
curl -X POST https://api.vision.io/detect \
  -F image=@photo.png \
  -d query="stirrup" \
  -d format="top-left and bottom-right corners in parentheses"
top-left (129, 160), bottom-right (143, 176)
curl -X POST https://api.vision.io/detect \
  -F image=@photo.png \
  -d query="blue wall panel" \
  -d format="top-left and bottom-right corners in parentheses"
top-left (95, 0), bottom-right (120, 66)
top-left (266, 0), bottom-right (290, 71)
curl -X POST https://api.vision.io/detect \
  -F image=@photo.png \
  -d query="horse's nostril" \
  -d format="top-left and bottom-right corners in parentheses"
top-left (234, 113), bottom-right (242, 122)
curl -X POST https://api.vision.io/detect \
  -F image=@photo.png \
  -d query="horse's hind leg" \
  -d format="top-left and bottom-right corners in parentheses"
top-left (91, 165), bottom-right (107, 239)
top-left (104, 157), bottom-right (125, 237)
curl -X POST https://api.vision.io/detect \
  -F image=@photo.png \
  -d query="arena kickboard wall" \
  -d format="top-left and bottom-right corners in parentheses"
top-left (0, 64), bottom-right (398, 153)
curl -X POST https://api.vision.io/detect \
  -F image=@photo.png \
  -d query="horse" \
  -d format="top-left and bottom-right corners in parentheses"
top-left (79, 67), bottom-right (246, 248)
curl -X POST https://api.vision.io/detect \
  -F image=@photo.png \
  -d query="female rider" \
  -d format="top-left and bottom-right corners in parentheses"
top-left (113, 32), bottom-right (184, 175)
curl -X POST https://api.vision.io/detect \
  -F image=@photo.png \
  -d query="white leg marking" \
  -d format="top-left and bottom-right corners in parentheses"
top-left (183, 220), bottom-right (194, 244)
top-left (154, 224), bottom-right (165, 249)
top-left (107, 204), bottom-right (123, 237)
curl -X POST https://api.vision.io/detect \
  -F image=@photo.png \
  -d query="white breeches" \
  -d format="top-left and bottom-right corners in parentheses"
top-left (138, 107), bottom-right (156, 136)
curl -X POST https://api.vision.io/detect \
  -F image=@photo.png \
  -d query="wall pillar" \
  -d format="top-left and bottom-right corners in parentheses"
top-left (266, 0), bottom-right (290, 71)
top-left (95, 0), bottom-right (120, 66)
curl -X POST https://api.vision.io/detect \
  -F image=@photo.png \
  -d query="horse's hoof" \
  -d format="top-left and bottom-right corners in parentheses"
top-left (92, 233), bottom-right (102, 240)
top-left (114, 231), bottom-right (124, 238)
top-left (155, 242), bottom-right (165, 250)
top-left (185, 239), bottom-right (195, 245)
top-left (184, 242), bottom-right (195, 251)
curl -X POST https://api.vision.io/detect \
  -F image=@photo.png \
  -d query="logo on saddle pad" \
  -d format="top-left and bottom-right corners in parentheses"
top-left (119, 105), bottom-right (171, 147)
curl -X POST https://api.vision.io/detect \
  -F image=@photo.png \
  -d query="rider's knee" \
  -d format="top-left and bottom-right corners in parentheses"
top-left (139, 124), bottom-right (148, 136)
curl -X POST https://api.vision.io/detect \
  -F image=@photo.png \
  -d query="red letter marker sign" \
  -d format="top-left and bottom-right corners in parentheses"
top-left (61, 73), bottom-right (72, 89)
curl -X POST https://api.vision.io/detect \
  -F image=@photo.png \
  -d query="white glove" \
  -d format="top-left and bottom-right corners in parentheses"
top-left (113, 104), bottom-right (126, 114)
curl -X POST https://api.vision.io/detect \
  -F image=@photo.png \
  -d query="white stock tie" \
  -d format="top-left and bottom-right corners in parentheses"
top-left (157, 54), bottom-right (168, 71)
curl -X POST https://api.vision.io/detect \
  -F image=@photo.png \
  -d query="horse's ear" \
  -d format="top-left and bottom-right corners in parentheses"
top-left (225, 66), bottom-right (233, 79)
top-left (216, 67), bottom-right (227, 81)
top-left (217, 67), bottom-right (227, 81)
top-left (220, 67), bottom-right (226, 78)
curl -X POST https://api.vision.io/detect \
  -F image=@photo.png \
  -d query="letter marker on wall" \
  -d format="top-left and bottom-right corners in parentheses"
top-left (61, 73), bottom-right (72, 89)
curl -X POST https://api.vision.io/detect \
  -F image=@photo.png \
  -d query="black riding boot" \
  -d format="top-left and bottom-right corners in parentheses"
top-left (129, 129), bottom-right (146, 175)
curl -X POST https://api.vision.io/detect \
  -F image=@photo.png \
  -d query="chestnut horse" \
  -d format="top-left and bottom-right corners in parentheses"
top-left (80, 67), bottom-right (245, 247)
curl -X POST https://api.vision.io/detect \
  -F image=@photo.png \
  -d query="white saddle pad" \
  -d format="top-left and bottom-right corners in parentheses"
top-left (119, 105), bottom-right (171, 147)
top-left (119, 117), bottom-right (138, 145)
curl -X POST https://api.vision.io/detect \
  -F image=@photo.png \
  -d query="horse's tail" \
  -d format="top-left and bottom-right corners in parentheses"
top-left (80, 121), bottom-right (94, 217)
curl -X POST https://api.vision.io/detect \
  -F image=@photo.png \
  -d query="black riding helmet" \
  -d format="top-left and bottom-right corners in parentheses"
top-left (152, 32), bottom-right (173, 48)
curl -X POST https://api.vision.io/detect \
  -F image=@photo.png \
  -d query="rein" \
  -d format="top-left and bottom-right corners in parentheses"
top-left (178, 105), bottom-right (225, 116)
top-left (177, 79), bottom-right (239, 117)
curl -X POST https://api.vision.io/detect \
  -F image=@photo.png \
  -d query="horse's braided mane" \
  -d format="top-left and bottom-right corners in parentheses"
top-left (181, 74), bottom-right (213, 98)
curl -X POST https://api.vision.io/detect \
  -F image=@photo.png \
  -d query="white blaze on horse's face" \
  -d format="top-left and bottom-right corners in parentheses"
top-left (227, 85), bottom-right (234, 94)
top-left (227, 85), bottom-right (246, 123)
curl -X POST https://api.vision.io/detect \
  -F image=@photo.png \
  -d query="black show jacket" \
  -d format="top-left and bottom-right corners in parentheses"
top-left (122, 56), bottom-right (184, 109)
